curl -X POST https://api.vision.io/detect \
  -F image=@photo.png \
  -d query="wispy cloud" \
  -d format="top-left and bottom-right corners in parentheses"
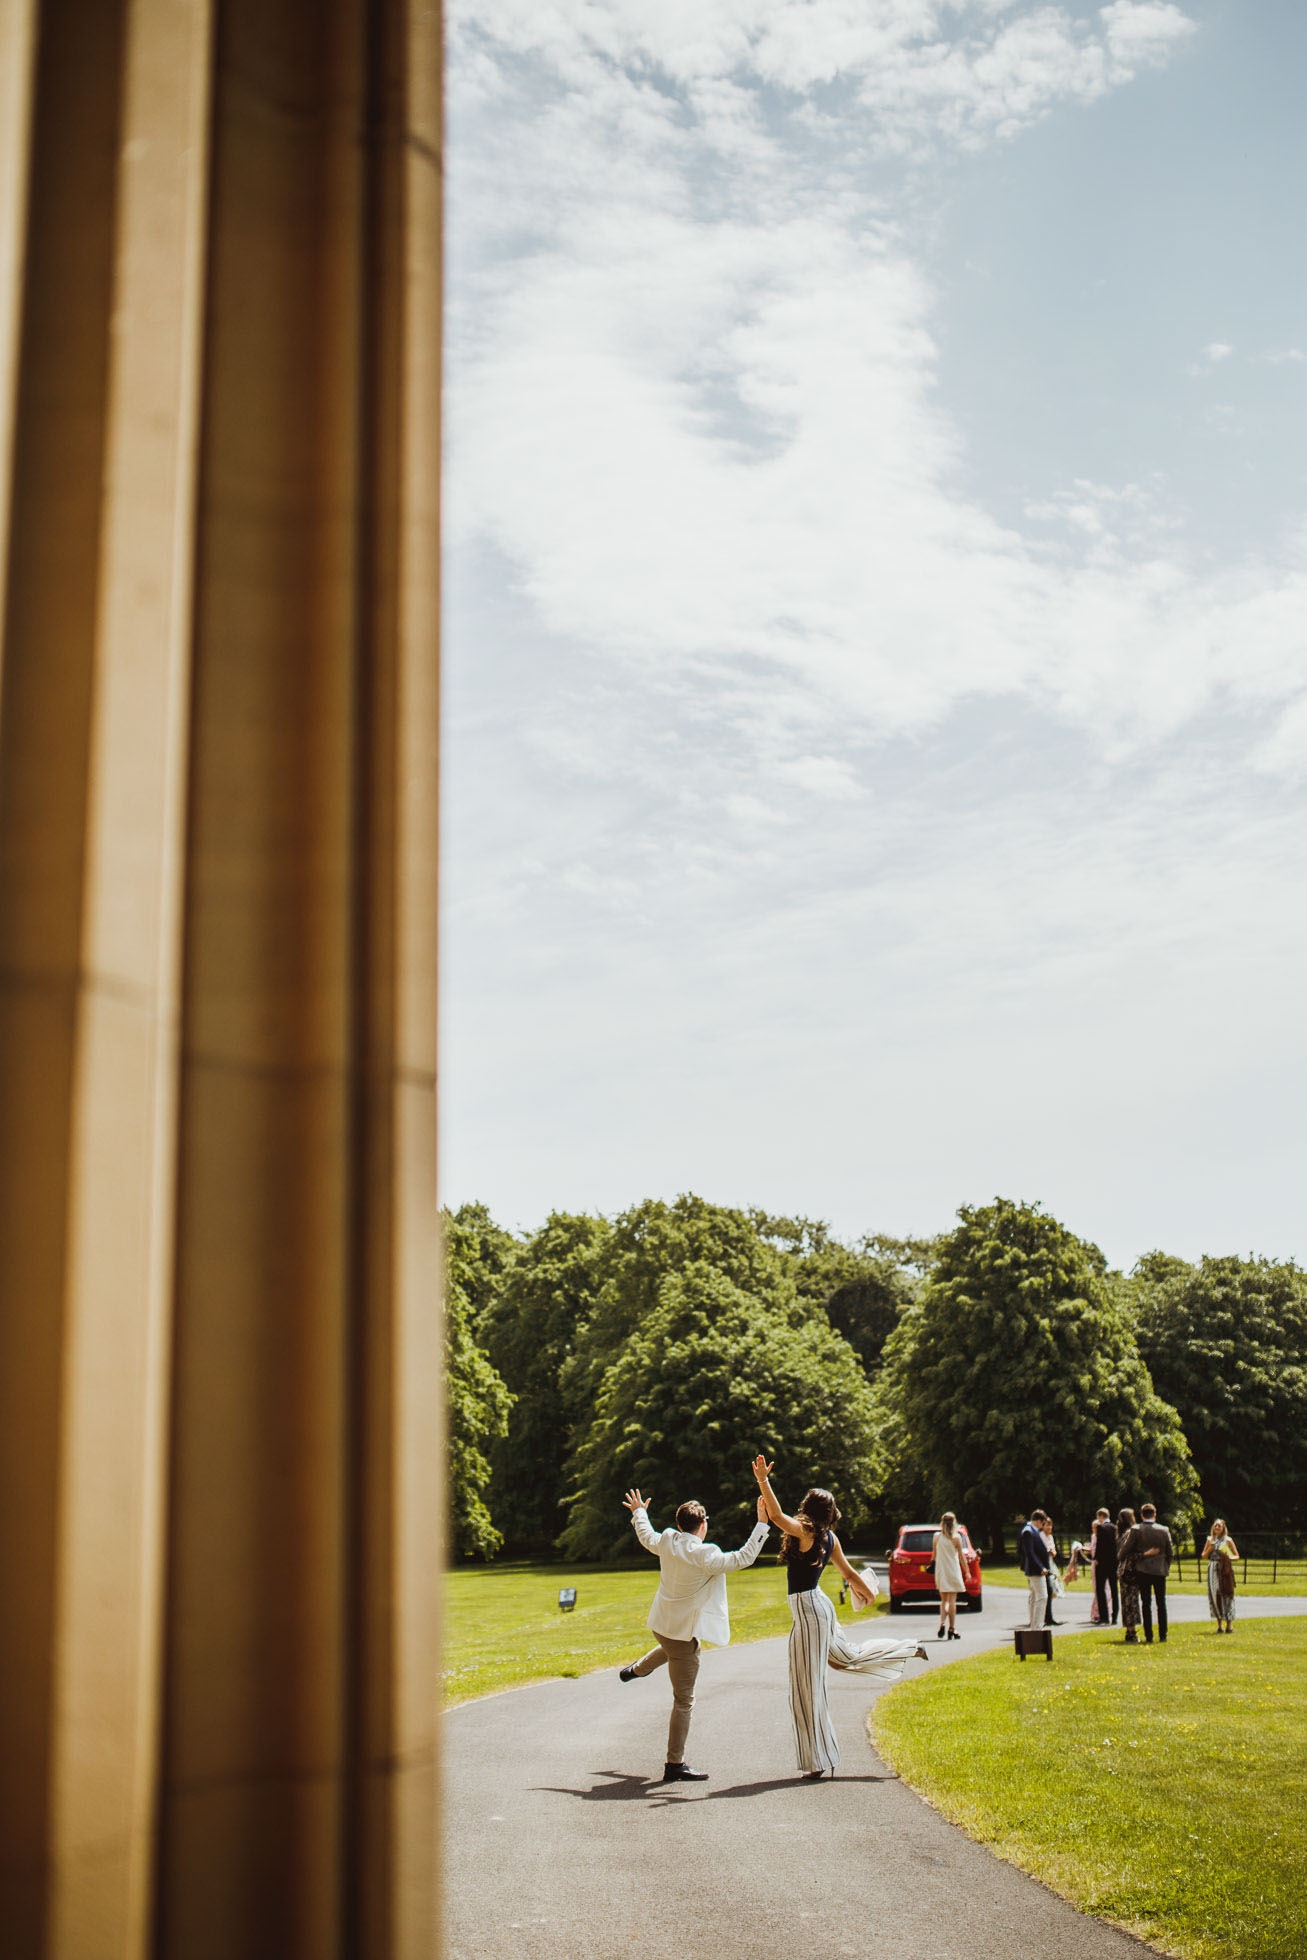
top-left (1187, 339), bottom-right (1235, 375)
top-left (450, 4), bottom-right (1307, 776)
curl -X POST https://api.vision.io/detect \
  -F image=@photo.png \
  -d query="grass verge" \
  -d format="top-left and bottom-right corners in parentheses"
top-left (443, 1559), bottom-right (893, 1705)
top-left (871, 1617), bottom-right (1307, 1960)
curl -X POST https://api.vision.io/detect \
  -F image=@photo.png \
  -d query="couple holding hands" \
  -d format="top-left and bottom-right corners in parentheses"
top-left (619, 1455), bottom-right (928, 1783)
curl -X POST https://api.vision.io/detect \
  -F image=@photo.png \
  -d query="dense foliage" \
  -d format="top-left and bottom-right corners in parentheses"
top-left (560, 1260), bottom-right (879, 1559)
top-left (444, 1190), bottom-right (1300, 1563)
top-left (1132, 1253), bottom-right (1307, 1531)
top-left (479, 1210), bottom-right (611, 1550)
top-left (563, 1194), bottom-right (796, 1410)
top-left (877, 1199), bottom-right (1199, 1550)
top-left (760, 1214), bottom-right (925, 1372)
top-left (444, 1208), bottom-right (514, 1558)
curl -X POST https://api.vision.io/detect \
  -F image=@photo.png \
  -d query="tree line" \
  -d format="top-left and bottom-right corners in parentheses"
top-left (445, 1193), bottom-right (1307, 1562)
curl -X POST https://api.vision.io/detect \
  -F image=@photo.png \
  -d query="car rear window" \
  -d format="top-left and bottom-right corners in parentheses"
top-left (899, 1528), bottom-right (974, 1552)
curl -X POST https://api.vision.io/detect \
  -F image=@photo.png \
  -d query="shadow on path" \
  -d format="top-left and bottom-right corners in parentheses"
top-left (534, 1770), bottom-right (899, 1805)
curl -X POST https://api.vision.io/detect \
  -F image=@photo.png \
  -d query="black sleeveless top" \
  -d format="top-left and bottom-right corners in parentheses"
top-left (787, 1528), bottom-right (833, 1595)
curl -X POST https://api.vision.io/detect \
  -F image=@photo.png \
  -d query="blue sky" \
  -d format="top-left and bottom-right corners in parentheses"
top-left (442, 0), bottom-right (1307, 1270)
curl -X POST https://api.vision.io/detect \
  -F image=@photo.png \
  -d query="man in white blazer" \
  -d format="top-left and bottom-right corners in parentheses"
top-left (618, 1484), bottom-right (771, 1783)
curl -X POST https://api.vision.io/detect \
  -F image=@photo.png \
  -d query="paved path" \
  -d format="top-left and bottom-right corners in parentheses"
top-left (443, 1594), bottom-right (1306, 1960)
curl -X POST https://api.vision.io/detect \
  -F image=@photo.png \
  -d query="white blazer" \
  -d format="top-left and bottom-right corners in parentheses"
top-left (631, 1507), bottom-right (770, 1645)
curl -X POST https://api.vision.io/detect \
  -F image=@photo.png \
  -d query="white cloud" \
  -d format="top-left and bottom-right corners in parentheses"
top-left (1255, 694), bottom-right (1307, 776)
top-left (776, 755), bottom-right (865, 799)
top-left (448, 3), bottom-right (1307, 774)
top-left (451, 203), bottom-right (1306, 754)
top-left (1187, 340), bottom-right (1235, 375)
top-left (723, 792), bottom-right (791, 828)
top-left (450, 2), bottom-right (1196, 176)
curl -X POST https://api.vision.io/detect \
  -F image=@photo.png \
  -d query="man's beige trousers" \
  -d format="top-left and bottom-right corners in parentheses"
top-left (633, 1634), bottom-right (701, 1762)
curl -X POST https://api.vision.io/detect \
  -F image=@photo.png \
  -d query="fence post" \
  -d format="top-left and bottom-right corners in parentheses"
top-left (1273, 1536), bottom-right (1278, 1585)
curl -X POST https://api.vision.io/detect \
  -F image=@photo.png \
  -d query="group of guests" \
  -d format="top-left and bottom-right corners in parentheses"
top-left (1021, 1506), bottom-right (1242, 1644)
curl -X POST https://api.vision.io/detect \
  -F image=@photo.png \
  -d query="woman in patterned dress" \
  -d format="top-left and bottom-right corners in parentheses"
top-left (1117, 1506), bottom-right (1141, 1643)
top-left (1201, 1518), bottom-right (1239, 1632)
top-left (751, 1456), bottom-right (927, 1778)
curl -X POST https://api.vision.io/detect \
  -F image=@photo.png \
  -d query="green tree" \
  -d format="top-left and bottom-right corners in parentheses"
top-left (755, 1213), bottom-right (923, 1373)
top-left (563, 1194), bottom-right (794, 1410)
top-left (560, 1262), bottom-right (880, 1560)
top-left (1133, 1254), bottom-right (1307, 1531)
top-left (479, 1210), bottom-right (611, 1550)
top-left (877, 1198), bottom-right (1198, 1553)
top-left (444, 1208), bottom-right (514, 1559)
top-left (449, 1199), bottom-right (519, 1319)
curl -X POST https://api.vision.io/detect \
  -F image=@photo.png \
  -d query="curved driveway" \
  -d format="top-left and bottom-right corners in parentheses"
top-left (444, 1593), bottom-right (1305, 1960)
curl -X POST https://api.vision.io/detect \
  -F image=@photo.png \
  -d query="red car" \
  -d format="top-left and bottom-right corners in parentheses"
top-left (888, 1522), bottom-right (983, 1613)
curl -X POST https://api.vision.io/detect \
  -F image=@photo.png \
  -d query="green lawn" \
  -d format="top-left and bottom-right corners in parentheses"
top-left (872, 1617), bottom-right (1307, 1960)
top-left (442, 1559), bottom-right (895, 1704)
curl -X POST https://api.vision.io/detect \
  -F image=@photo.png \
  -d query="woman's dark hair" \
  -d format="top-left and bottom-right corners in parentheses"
top-left (1117, 1507), bottom-right (1135, 1536)
top-left (777, 1487), bottom-right (840, 1565)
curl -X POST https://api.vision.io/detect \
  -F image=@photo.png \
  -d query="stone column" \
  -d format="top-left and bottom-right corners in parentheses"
top-left (0, 3), bottom-right (442, 1956)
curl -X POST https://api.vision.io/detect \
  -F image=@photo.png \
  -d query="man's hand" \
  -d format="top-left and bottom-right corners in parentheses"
top-left (621, 1488), bottom-right (647, 1516)
top-left (756, 1495), bottom-right (770, 1524)
top-left (751, 1454), bottom-right (774, 1487)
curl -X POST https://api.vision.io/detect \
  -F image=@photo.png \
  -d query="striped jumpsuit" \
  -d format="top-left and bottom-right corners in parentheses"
top-left (787, 1532), bottom-right (920, 1774)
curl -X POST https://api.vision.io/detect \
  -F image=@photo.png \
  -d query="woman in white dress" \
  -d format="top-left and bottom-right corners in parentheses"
top-left (932, 1513), bottom-right (967, 1639)
top-left (752, 1455), bottom-right (928, 1778)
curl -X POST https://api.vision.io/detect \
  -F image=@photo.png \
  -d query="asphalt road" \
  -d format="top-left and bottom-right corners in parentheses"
top-left (443, 1592), bottom-right (1305, 1960)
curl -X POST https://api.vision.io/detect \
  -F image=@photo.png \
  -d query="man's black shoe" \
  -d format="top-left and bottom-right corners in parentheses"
top-left (618, 1665), bottom-right (639, 1682)
top-left (662, 1763), bottom-right (708, 1783)
top-left (1046, 1619), bottom-right (1063, 1627)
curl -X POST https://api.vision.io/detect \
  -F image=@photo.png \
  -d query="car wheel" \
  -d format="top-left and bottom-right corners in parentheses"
top-left (889, 1597), bottom-right (903, 1614)
top-left (970, 1590), bottom-right (983, 1613)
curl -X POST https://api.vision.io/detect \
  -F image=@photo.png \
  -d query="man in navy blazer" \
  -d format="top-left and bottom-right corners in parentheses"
top-left (1018, 1509), bottom-right (1053, 1630)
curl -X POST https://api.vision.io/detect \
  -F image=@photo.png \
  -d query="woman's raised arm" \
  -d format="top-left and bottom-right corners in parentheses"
top-left (751, 1454), bottom-right (805, 1537)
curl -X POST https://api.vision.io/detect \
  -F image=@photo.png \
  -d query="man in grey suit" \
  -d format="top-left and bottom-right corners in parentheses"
top-left (1121, 1503), bottom-right (1173, 1643)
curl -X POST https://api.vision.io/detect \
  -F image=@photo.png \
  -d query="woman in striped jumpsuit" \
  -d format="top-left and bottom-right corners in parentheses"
top-left (752, 1456), bottom-right (928, 1778)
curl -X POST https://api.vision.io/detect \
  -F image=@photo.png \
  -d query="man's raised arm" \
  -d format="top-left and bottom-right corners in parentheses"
top-left (623, 1486), bottom-right (661, 1553)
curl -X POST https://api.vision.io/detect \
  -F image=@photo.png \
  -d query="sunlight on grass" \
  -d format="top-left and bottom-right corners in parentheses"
top-left (872, 1618), bottom-right (1307, 1960)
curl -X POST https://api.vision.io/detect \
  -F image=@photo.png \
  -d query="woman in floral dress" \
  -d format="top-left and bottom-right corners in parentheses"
top-left (1201, 1518), bottom-right (1239, 1632)
top-left (1116, 1506), bottom-right (1141, 1643)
